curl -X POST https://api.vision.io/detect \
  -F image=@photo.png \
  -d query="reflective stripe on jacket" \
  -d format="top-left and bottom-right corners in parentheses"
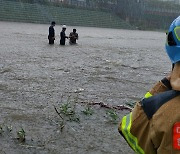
top-left (119, 80), bottom-right (180, 154)
top-left (120, 112), bottom-right (145, 154)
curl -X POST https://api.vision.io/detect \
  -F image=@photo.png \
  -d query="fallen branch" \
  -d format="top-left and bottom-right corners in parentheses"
top-left (19, 143), bottom-right (45, 149)
top-left (79, 101), bottom-right (132, 112)
top-left (53, 105), bottom-right (76, 132)
top-left (53, 105), bottom-right (64, 120)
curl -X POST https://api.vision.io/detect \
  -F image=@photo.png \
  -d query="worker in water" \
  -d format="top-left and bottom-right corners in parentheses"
top-left (69, 29), bottom-right (78, 45)
top-left (118, 16), bottom-right (180, 154)
top-left (48, 21), bottom-right (56, 44)
top-left (60, 25), bottom-right (68, 45)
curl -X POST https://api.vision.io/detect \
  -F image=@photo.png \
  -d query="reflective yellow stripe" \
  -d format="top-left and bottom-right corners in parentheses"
top-left (121, 113), bottom-right (145, 154)
top-left (144, 92), bottom-right (152, 98)
top-left (174, 26), bottom-right (180, 41)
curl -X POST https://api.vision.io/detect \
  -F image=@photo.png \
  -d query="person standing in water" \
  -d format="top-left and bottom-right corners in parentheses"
top-left (48, 21), bottom-right (56, 44)
top-left (69, 29), bottom-right (78, 45)
top-left (60, 25), bottom-right (68, 45)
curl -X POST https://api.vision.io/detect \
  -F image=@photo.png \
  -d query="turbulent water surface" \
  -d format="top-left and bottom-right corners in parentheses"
top-left (0, 21), bottom-right (170, 154)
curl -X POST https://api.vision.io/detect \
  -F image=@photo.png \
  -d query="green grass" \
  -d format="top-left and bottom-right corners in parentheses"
top-left (0, 0), bottom-right (134, 29)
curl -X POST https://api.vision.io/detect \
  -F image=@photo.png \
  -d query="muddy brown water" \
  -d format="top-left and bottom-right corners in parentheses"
top-left (0, 21), bottom-right (171, 154)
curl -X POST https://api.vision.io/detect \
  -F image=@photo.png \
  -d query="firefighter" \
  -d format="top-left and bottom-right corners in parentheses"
top-left (118, 16), bottom-right (180, 154)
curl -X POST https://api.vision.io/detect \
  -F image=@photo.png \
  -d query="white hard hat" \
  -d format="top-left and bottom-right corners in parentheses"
top-left (62, 25), bottom-right (66, 29)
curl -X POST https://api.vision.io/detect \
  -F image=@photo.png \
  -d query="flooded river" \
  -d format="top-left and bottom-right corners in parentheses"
top-left (0, 21), bottom-right (171, 154)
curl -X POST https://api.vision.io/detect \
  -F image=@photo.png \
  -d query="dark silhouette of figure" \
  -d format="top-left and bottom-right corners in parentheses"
top-left (60, 25), bottom-right (68, 45)
top-left (48, 21), bottom-right (56, 44)
top-left (69, 29), bottom-right (78, 45)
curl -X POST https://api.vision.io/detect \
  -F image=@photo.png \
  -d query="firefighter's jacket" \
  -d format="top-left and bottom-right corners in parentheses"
top-left (119, 63), bottom-right (180, 154)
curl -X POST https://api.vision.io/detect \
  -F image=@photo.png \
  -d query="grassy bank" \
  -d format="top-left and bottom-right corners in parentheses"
top-left (0, 0), bottom-right (134, 29)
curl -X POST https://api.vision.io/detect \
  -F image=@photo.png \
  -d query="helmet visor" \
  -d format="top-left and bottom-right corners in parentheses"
top-left (174, 26), bottom-right (180, 41)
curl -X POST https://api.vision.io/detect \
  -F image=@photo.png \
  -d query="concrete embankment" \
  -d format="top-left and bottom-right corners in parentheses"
top-left (0, 0), bottom-right (134, 29)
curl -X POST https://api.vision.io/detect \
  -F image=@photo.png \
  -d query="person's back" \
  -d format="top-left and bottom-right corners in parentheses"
top-left (130, 71), bottom-right (180, 154)
top-left (151, 62), bottom-right (180, 154)
top-left (152, 96), bottom-right (180, 153)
